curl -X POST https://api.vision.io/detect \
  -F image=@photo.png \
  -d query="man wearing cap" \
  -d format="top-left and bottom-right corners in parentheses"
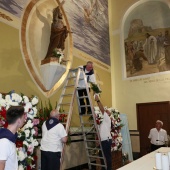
top-left (148, 120), bottom-right (168, 152)
top-left (40, 110), bottom-right (67, 170)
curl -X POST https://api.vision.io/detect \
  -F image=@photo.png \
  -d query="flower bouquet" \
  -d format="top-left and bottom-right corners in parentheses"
top-left (90, 82), bottom-right (102, 94)
top-left (52, 48), bottom-right (64, 64)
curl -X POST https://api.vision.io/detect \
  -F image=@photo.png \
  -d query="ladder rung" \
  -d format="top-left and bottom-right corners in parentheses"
top-left (65, 85), bottom-right (75, 88)
top-left (78, 96), bottom-right (88, 99)
top-left (80, 114), bottom-right (92, 117)
top-left (85, 139), bottom-right (99, 142)
top-left (82, 122), bottom-right (94, 125)
top-left (80, 105), bottom-right (91, 107)
top-left (89, 163), bottom-right (106, 167)
top-left (86, 147), bottom-right (101, 150)
top-left (86, 131), bottom-right (97, 134)
top-left (89, 155), bottom-right (104, 159)
top-left (62, 94), bottom-right (73, 97)
top-left (59, 103), bottom-right (71, 105)
top-left (68, 76), bottom-right (76, 79)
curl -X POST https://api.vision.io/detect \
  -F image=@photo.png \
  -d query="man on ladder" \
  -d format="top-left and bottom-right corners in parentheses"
top-left (77, 61), bottom-right (96, 115)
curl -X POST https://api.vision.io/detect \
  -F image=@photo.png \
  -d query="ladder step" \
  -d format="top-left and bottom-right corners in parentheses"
top-left (78, 96), bottom-right (88, 99)
top-left (85, 139), bottom-right (99, 142)
top-left (68, 76), bottom-right (76, 79)
top-left (86, 147), bottom-right (101, 150)
top-left (62, 93), bottom-right (73, 97)
top-left (59, 103), bottom-right (71, 105)
top-left (65, 85), bottom-right (75, 88)
top-left (82, 122), bottom-right (94, 125)
top-left (86, 131), bottom-right (97, 134)
top-left (88, 155), bottom-right (104, 159)
top-left (80, 105), bottom-right (91, 107)
top-left (89, 163), bottom-right (106, 167)
top-left (80, 114), bottom-right (93, 117)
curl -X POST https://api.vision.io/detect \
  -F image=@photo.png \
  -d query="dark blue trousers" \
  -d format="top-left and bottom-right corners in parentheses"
top-left (99, 139), bottom-right (112, 170)
top-left (41, 150), bottom-right (61, 170)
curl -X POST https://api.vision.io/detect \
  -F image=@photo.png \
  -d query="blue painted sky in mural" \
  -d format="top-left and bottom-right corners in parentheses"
top-left (0, 0), bottom-right (29, 18)
top-left (124, 1), bottom-right (170, 39)
top-left (63, 0), bottom-right (110, 65)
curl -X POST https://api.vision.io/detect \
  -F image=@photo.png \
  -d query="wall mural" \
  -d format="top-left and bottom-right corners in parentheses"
top-left (123, 0), bottom-right (170, 79)
top-left (60, 0), bottom-right (110, 65)
top-left (0, 0), bottom-right (110, 66)
top-left (0, 0), bottom-right (110, 95)
top-left (0, 0), bottom-right (29, 18)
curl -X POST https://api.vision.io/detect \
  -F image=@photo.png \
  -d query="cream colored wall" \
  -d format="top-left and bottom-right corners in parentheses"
top-left (0, 22), bottom-right (111, 126)
top-left (109, 0), bottom-right (170, 130)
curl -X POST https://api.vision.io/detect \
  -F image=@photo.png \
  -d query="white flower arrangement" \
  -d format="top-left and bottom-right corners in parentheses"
top-left (0, 91), bottom-right (39, 169)
top-left (94, 106), bottom-right (123, 151)
top-left (53, 48), bottom-right (65, 64)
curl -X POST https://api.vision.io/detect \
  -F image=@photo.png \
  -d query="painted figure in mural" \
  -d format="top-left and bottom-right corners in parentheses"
top-left (143, 33), bottom-right (157, 65)
top-left (133, 47), bottom-right (147, 72)
top-left (45, 3), bottom-right (68, 59)
top-left (164, 30), bottom-right (170, 65)
top-left (125, 41), bottom-right (135, 74)
top-left (72, 0), bottom-right (106, 30)
top-left (156, 32), bottom-right (164, 60)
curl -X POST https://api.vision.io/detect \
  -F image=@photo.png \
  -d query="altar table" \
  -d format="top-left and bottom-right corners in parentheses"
top-left (117, 147), bottom-right (170, 170)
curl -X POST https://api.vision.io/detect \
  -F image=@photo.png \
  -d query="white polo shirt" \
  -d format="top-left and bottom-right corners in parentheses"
top-left (99, 112), bottom-right (112, 141)
top-left (40, 122), bottom-right (67, 152)
top-left (78, 66), bottom-right (96, 88)
top-left (0, 138), bottom-right (18, 170)
top-left (148, 128), bottom-right (168, 145)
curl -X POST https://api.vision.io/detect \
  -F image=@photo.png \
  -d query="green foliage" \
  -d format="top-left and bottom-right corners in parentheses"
top-left (37, 100), bottom-right (56, 135)
top-left (90, 82), bottom-right (102, 94)
top-left (53, 48), bottom-right (63, 58)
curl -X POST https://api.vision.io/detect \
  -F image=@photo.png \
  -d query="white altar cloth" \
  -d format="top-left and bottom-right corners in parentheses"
top-left (118, 147), bottom-right (170, 170)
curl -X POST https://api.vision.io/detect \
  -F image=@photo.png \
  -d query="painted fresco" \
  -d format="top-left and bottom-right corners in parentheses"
top-left (0, 0), bottom-right (110, 65)
top-left (61, 0), bottom-right (110, 65)
top-left (0, 0), bottom-right (30, 18)
top-left (123, 1), bottom-right (170, 78)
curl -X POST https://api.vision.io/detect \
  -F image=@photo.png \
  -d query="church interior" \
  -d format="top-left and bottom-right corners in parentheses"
top-left (1, 0), bottom-right (170, 169)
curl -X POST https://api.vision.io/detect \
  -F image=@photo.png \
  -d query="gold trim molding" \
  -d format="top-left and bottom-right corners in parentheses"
top-left (0, 12), bottom-right (13, 21)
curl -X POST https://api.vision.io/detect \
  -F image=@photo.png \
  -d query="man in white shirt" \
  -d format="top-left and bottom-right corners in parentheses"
top-left (40, 110), bottom-right (67, 170)
top-left (0, 106), bottom-right (26, 170)
top-left (148, 120), bottom-right (168, 152)
top-left (94, 95), bottom-right (112, 170)
top-left (78, 61), bottom-right (96, 115)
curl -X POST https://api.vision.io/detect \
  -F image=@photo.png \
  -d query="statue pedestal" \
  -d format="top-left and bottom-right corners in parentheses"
top-left (41, 57), bottom-right (59, 65)
top-left (40, 60), bottom-right (66, 90)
